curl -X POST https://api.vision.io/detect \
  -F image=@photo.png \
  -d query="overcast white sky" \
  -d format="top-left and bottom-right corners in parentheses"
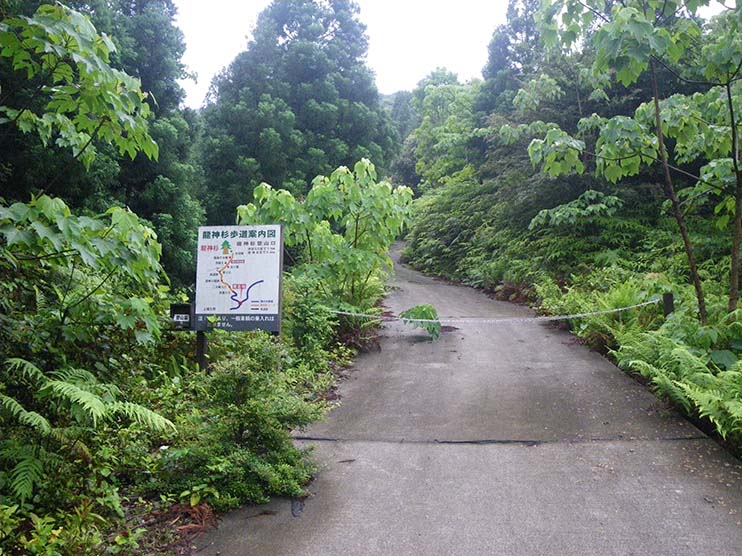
top-left (173, 0), bottom-right (509, 108)
top-left (173, 1), bottom-right (727, 109)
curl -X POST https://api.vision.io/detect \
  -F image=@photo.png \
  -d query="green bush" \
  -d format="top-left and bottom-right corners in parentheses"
top-left (535, 268), bottom-right (664, 349)
top-left (237, 159), bottom-right (413, 309)
top-left (149, 334), bottom-right (325, 511)
top-left (0, 194), bottom-right (357, 553)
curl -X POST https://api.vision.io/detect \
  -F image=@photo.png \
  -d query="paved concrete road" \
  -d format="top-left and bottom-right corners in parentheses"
top-left (199, 244), bottom-right (742, 556)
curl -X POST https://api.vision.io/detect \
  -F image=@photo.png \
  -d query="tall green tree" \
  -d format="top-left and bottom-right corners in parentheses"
top-left (410, 72), bottom-right (483, 189)
top-left (95, 0), bottom-right (203, 287)
top-left (484, 0), bottom-right (541, 77)
top-left (478, 0), bottom-right (542, 114)
top-left (0, 3), bottom-right (159, 168)
top-left (200, 0), bottom-right (397, 223)
top-left (386, 90), bottom-right (419, 143)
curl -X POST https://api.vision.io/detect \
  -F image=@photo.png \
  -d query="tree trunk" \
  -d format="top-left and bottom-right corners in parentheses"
top-left (650, 59), bottom-right (708, 324)
top-left (726, 81), bottom-right (742, 312)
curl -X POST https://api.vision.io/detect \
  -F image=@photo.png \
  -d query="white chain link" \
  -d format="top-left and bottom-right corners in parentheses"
top-left (329, 299), bottom-right (661, 325)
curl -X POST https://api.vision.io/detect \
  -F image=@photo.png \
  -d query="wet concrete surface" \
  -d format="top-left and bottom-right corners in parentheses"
top-left (199, 244), bottom-right (742, 555)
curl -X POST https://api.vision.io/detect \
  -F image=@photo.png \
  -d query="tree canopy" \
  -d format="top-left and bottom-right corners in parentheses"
top-left (199, 0), bottom-right (397, 224)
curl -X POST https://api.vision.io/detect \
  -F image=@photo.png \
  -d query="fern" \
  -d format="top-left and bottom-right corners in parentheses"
top-left (0, 394), bottom-right (52, 435)
top-left (724, 399), bottom-right (742, 424)
top-left (651, 373), bottom-right (692, 412)
top-left (4, 358), bottom-right (173, 432)
top-left (51, 367), bottom-right (122, 400)
top-left (622, 359), bottom-right (659, 380)
top-left (9, 451), bottom-right (43, 502)
top-left (616, 328), bottom-right (742, 441)
top-left (669, 347), bottom-right (712, 378)
top-left (678, 384), bottom-right (729, 437)
top-left (1, 358), bottom-right (176, 503)
top-left (51, 367), bottom-right (97, 384)
top-left (109, 401), bottom-right (176, 433)
top-left (6, 358), bottom-right (45, 384)
top-left (40, 380), bottom-right (107, 426)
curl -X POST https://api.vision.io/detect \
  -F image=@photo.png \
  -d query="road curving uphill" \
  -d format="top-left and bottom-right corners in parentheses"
top-left (199, 243), bottom-right (742, 556)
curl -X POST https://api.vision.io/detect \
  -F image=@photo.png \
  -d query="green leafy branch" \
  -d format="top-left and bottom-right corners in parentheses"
top-left (237, 159), bottom-right (413, 308)
top-left (399, 304), bottom-right (442, 341)
top-left (0, 4), bottom-right (158, 168)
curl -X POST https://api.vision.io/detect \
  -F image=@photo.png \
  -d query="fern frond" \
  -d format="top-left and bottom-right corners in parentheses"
top-left (94, 381), bottom-right (122, 400)
top-left (51, 367), bottom-right (97, 384)
top-left (719, 371), bottom-right (742, 395)
top-left (0, 394), bottom-right (52, 434)
top-left (678, 384), bottom-right (729, 438)
top-left (5, 358), bottom-right (46, 384)
top-left (10, 452), bottom-right (43, 502)
top-left (652, 373), bottom-right (691, 412)
top-left (109, 401), bottom-right (176, 433)
top-left (675, 380), bottom-right (742, 440)
top-left (685, 372), bottom-right (719, 389)
top-left (622, 359), bottom-right (657, 379)
top-left (722, 399), bottom-right (742, 425)
top-left (39, 380), bottom-right (106, 426)
top-left (669, 347), bottom-right (710, 379)
top-left (50, 368), bottom-right (122, 399)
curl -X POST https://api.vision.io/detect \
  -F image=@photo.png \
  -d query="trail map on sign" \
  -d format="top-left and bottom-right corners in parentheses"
top-left (217, 240), bottom-right (264, 310)
top-left (195, 225), bottom-right (282, 332)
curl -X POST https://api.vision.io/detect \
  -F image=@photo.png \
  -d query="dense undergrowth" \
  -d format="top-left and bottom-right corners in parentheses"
top-left (0, 169), bottom-right (409, 555)
top-left (0, 157), bottom-right (412, 555)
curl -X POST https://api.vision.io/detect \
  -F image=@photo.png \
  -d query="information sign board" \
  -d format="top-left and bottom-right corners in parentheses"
top-left (195, 225), bottom-right (282, 332)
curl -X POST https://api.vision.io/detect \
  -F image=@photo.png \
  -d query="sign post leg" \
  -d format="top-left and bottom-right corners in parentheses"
top-left (662, 292), bottom-right (675, 317)
top-left (196, 331), bottom-right (208, 371)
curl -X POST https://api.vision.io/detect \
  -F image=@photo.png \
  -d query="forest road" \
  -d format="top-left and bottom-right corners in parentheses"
top-left (199, 243), bottom-right (742, 556)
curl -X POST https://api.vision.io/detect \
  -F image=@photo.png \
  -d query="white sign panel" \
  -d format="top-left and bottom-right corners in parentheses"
top-left (195, 225), bottom-right (282, 332)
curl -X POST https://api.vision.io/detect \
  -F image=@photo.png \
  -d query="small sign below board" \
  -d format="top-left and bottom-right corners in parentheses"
top-left (194, 225), bottom-right (283, 333)
top-left (170, 303), bottom-right (192, 330)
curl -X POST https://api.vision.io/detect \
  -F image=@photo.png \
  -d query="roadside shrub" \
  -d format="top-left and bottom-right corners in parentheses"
top-left (536, 268), bottom-right (664, 350)
top-left (283, 274), bottom-right (338, 356)
top-left (237, 159), bottom-right (413, 309)
top-left (538, 272), bottom-right (742, 445)
top-left (149, 334), bottom-right (324, 511)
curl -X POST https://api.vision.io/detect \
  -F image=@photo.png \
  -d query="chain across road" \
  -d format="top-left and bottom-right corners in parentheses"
top-left (328, 299), bottom-right (661, 325)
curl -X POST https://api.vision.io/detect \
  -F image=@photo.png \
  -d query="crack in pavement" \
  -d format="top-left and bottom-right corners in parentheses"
top-left (292, 434), bottom-right (709, 447)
